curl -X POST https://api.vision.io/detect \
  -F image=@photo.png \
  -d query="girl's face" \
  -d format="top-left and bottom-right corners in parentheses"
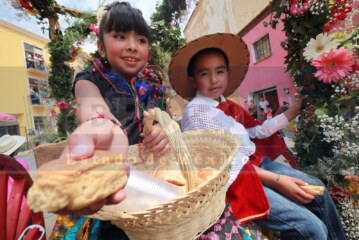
top-left (189, 52), bottom-right (229, 100)
top-left (98, 30), bottom-right (149, 80)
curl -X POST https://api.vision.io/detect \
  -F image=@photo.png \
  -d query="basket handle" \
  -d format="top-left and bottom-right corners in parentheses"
top-left (149, 108), bottom-right (200, 191)
top-left (143, 114), bottom-right (155, 163)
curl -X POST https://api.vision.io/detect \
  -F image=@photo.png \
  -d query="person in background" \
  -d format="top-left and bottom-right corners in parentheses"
top-left (266, 105), bottom-right (273, 119)
top-left (259, 97), bottom-right (269, 112)
top-left (248, 99), bottom-right (258, 119)
top-left (258, 107), bottom-right (267, 122)
top-left (275, 101), bottom-right (290, 116)
top-left (275, 101), bottom-right (290, 137)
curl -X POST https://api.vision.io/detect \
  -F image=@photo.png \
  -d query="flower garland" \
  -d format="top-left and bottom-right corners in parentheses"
top-left (269, 1), bottom-right (358, 237)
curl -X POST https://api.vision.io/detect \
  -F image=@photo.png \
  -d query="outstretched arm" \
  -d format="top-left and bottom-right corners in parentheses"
top-left (246, 96), bottom-right (307, 139)
top-left (56, 80), bottom-right (129, 215)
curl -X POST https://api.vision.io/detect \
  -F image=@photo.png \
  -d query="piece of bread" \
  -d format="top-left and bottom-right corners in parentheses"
top-left (154, 163), bottom-right (218, 186)
top-left (27, 151), bottom-right (128, 213)
top-left (300, 185), bottom-right (324, 196)
top-left (154, 162), bottom-right (186, 186)
top-left (198, 167), bottom-right (218, 182)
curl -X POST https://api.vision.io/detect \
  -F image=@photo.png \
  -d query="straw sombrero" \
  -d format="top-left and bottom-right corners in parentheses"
top-left (169, 33), bottom-right (250, 100)
top-left (0, 134), bottom-right (26, 156)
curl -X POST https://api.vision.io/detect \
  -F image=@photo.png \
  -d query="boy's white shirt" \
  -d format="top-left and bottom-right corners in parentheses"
top-left (181, 91), bottom-right (289, 189)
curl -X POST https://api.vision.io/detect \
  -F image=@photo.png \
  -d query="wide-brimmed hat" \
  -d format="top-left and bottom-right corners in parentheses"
top-left (0, 134), bottom-right (26, 156)
top-left (169, 33), bottom-right (250, 100)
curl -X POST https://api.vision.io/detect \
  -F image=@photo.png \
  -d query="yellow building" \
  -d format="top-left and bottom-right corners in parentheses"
top-left (0, 19), bottom-right (54, 138)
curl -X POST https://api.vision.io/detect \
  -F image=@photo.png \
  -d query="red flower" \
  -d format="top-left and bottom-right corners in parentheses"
top-left (50, 109), bottom-right (56, 118)
top-left (329, 186), bottom-right (351, 203)
top-left (89, 24), bottom-right (99, 37)
top-left (56, 101), bottom-right (69, 110)
top-left (72, 106), bottom-right (77, 115)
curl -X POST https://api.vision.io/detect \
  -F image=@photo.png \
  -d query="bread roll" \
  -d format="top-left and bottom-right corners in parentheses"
top-left (27, 151), bottom-right (128, 213)
top-left (300, 185), bottom-right (324, 196)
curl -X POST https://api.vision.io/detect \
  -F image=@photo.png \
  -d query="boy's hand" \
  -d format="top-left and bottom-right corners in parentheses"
top-left (284, 95), bottom-right (308, 121)
top-left (142, 123), bottom-right (170, 157)
top-left (58, 119), bottom-right (129, 216)
top-left (275, 175), bottom-right (315, 204)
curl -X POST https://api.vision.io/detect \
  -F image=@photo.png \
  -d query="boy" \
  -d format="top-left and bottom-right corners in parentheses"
top-left (169, 33), bottom-right (345, 240)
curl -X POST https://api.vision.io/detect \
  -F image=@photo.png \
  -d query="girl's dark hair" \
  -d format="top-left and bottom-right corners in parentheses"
top-left (98, 1), bottom-right (153, 43)
top-left (187, 48), bottom-right (229, 77)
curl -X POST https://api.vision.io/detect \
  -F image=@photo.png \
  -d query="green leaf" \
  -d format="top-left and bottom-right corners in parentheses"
top-left (315, 107), bottom-right (328, 116)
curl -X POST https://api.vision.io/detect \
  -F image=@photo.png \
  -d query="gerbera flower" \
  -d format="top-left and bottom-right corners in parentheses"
top-left (311, 47), bottom-right (355, 83)
top-left (56, 101), bottom-right (69, 110)
top-left (303, 33), bottom-right (339, 61)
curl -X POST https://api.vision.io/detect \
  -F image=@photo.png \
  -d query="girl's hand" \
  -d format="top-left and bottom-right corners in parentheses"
top-left (275, 175), bottom-right (315, 204)
top-left (58, 118), bottom-right (129, 216)
top-left (142, 123), bottom-right (170, 157)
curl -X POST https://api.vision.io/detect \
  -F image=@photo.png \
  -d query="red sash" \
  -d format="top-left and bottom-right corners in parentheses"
top-left (217, 100), bottom-right (287, 223)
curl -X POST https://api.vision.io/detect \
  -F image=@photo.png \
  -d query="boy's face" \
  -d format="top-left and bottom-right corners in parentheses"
top-left (188, 52), bottom-right (229, 100)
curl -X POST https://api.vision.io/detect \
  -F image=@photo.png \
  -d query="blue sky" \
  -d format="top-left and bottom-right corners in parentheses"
top-left (0, 0), bottom-right (160, 39)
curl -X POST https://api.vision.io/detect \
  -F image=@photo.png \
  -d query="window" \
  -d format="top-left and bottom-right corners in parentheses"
top-left (29, 78), bottom-right (49, 105)
top-left (33, 116), bottom-right (54, 133)
top-left (24, 43), bottom-right (46, 71)
top-left (253, 34), bottom-right (272, 62)
top-left (34, 116), bottom-right (48, 133)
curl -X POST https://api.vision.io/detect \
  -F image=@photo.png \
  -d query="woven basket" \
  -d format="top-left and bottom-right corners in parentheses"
top-left (90, 108), bottom-right (240, 240)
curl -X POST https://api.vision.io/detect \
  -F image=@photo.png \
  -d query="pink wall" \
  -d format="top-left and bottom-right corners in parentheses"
top-left (240, 15), bottom-right (296, 109)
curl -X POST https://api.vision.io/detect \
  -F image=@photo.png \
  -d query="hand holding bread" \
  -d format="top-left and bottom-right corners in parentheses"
top-left (27, 151), bottom-right (128, 213)
top-left (299, 185), bottom-right (324, 196)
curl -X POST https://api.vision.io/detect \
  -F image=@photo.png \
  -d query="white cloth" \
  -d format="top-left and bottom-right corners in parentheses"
top-left (182, 92), bottom-right (289, 189)
top-left (259, 100), bottom-right (269, 112)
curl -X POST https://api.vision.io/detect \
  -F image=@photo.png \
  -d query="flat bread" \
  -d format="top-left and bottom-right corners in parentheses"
top-left (154, 163), bottom-right (218, 187)
top-left (27, 151), bottom-right (128, 213)
top-left (300, 185), bottom-right (324, 196)
top-left (154, 162), bottom-right (186, 186)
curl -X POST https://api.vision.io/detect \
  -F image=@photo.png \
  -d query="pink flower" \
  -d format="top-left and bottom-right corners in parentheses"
top-left (89, 24), bottom-right (99, 36)
top-left (214, 224), bottom-right (222, 232)
top-left (72, 106), bottom-right (77, 115)
top-left (225, 232), bottom-right (232, 240)
top-left (290, 0), bottom-right (312, 16)
top-left (224, 210), bottom-right (231, 217)
top-left (142, 67), bottom-right (153, 75)
top-left (311, 47), bottom-right (355, 83)
top-left (206, 232), bottom-right (220, 240)
top-left (56, 101), bottom-right (69, 110)
top-left (50, 109), bottom-right (56, 118)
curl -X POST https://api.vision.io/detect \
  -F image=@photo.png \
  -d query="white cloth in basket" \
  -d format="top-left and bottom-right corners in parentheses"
top-left (181, 92), bottom-right (289, 189)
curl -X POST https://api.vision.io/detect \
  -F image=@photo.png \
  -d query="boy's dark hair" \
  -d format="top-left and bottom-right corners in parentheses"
top-left (187, 48), bottom-right (229, 77)
top-left (259, 107), bottom-right (264, 111)
top-left (98, 1), bottom-right (153, 43)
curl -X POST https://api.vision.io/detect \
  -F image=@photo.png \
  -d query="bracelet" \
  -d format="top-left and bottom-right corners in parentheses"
top-left (87, 112), bottom-right (127, 136)
top-left (275, 173), bottom-right (281, 183)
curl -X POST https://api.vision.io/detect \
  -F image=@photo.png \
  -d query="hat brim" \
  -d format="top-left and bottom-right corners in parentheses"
top-left (169, 33), bottom-right (249, 100)
top-left (2, 135), bottom-right (26, 156)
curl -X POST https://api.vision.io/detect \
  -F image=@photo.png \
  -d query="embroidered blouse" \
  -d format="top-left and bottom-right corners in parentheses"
top-left (73, 62), bottom-right (167, 145)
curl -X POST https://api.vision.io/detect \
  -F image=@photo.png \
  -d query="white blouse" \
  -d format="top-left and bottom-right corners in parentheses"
top-left (181, 92), bottom-right (289, 189)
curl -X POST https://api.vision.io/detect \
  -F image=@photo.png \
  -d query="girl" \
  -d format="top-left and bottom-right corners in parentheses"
top-left (53, 3), bottom-right (253, 240)
top-left (169, 33), bottom-right (346, 240)
top-left (52, 2), bottom-right (169, 239)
